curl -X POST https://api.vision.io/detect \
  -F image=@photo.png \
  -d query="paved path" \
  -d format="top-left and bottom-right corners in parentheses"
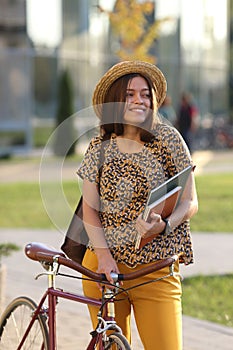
top-left (0, 149), bottom-right (233, 184)
top-left (191, 149), bottom-right (233, 175)
top-left (0, 149), bottom-right (233, 348)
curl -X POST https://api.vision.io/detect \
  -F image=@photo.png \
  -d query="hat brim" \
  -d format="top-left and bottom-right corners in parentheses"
top-left (92, 60), bottom-right (167, 118)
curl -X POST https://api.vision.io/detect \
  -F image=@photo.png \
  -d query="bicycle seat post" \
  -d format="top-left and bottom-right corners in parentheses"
top-left (47, 265), bottom-right (55, 288)
top-left (44, 256), bottom-right (60, 289)
top-left (49, 256), bottom-right (60, 288)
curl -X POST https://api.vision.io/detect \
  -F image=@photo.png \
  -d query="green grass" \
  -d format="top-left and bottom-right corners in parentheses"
top-left (190, 173), bottom-right (233, 232)
top-left (33, 126), bottom-right (54, 147)
top-left (0, 182), bottom-right (81, 228)
top-left (0, 173), bottom-right (232, 231)
top-left (182, 274), bottom-right (233, 327)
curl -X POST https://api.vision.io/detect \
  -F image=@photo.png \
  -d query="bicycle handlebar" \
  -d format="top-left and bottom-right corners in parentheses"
top-left (25, 242), bottom-right (178, 282)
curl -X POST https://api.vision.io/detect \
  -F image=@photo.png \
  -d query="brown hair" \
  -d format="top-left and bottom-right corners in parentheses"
top-left (100, 73), bottom-right (158, 142)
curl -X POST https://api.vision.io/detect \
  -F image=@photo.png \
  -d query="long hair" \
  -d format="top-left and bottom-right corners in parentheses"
top-left (100, 73), bottom-right (159, 142)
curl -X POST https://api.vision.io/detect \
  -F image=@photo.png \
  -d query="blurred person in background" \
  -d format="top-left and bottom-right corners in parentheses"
top-left (159, 94), bottom-right (177, 126)
top-left (177, 92), bottom-right (199, 153)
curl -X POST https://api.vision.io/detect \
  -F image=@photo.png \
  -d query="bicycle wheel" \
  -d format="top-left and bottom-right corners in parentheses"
top-left (103, 332), bottom-right (131, 350)
top-left (0, 296), bottom-right (49, 350)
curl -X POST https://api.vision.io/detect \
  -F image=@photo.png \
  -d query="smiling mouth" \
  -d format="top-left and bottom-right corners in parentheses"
top-left (129, 107), bottom-right (146, 112)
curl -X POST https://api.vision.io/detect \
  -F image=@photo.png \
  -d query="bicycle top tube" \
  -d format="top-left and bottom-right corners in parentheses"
top-left (25, 242), bottom-right (178, 282)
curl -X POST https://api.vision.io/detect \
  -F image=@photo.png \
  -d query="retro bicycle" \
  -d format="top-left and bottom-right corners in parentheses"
top-left (0, 242), bottom-right (178, 349)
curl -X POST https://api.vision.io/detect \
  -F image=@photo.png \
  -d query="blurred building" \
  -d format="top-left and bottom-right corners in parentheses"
top-left (0, 0), bottom-right (32, 153)
top-left (0, 0), bottom-right (231, 153)
top-left (36, 0), bottom-right (230, 118)
top-left (157, 0), bottom-right (228, 118)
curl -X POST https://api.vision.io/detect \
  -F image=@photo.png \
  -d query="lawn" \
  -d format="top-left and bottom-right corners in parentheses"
top-left (190, 173), bottom-right (233, 232)
top-left (0, 173), bottom-right (232, 231)
top-left (182, 274), bottom-right (233, 327)
top-left (0, 181), bottom-right (80, 228)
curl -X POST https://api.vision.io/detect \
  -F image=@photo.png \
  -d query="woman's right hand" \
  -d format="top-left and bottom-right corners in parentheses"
top-left (136, 212), bottom-right (165, 239)
top-left (95, 248), bottom-right (120, 287)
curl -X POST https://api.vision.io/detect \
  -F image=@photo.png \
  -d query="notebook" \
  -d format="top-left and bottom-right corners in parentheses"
top-left (135, 165), bottom-right (192, 249)
top-left (144, 165), bottom-right (192, 214)
top-left (143, 186), bottom-right (182, 222)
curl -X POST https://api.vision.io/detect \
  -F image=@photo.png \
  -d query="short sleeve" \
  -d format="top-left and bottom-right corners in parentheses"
top-left (154, 124), bottom-right (193, 175)
top-left (76, 136), bottom-right (102, 184)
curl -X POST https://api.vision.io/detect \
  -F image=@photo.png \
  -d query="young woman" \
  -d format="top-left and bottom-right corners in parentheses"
top-left (77, 61), bottom-right (198, 350)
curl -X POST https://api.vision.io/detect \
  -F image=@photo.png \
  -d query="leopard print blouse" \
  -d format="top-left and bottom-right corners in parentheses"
top-left (77, 123), bottom-right (194, 268)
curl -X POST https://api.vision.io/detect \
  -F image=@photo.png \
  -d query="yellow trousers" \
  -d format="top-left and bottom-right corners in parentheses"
top-left (82, 249), bottom-right (182, 350)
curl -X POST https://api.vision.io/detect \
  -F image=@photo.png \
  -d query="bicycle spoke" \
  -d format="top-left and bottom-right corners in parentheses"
top-left (0, 297), bottom-right (49, 350)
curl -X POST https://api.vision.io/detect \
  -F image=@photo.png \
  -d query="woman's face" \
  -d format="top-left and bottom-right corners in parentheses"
top-left (123, 76), bottom-right (152, 126)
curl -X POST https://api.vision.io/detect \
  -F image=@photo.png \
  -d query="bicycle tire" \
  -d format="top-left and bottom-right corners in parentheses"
top-left (103, 332), bottom-right (131, 350)
top-left (0, 296), bottom-right (49, 350)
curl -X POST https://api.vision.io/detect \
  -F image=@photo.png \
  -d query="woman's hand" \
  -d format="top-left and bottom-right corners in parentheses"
top-left (95, 248), bottom-right (120, 288)
top-left (136, 212), bottom-right (166, 239)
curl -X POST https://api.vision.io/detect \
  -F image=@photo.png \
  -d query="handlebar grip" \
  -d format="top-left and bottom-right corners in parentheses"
top-left (100, 273), bottom-right (107, 281)
top-left (118, 274), bottom-right (124, 281)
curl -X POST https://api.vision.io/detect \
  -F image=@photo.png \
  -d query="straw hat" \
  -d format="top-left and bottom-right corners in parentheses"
top-left (92, 60), bottom-right (167, 118)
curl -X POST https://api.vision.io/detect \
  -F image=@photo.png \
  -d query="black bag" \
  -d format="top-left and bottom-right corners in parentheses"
top-left (61, 135), bottom-right (109, 264)
top-left (61, 197), bottom-right (89, 264)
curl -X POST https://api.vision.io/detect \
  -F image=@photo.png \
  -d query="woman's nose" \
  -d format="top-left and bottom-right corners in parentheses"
top-left (134, 93), bottom-right (143, 104)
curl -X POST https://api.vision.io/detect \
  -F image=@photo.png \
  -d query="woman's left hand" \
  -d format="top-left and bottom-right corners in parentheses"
top-left (136, 212), bottom-right (165, 239)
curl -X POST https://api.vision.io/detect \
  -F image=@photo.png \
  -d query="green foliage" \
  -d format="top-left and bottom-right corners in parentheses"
top-left (0, 131), bottom-right (25, 147)
top-left (100, 0), bottom-right (170, 63)
top-left (33, 126), bottom-right (54, 148)
top-left (182, 274), bottom-right (233, 327)
top-left (0, 243), bottom-right (20, 263)
top-left (53, 69), bottom-right (75, 157)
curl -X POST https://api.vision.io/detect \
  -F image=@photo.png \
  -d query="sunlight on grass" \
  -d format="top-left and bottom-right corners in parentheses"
top-left (191, 173), bottom-right (233, 232)
top-left (0, 182), bottom-right (80, 228)
top-left (0, 173), bottom-right (232, 231)
top-left (182, 274), bottom-right (233, 327)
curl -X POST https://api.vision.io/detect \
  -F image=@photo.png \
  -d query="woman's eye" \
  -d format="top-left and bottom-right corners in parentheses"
top-left (126, 92), bottom-right (134, 97)
top-left (126, 92), bottom-right (151, 99)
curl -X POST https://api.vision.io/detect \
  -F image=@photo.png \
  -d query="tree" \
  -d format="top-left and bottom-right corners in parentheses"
top-left (54, 69), bottom-right (75, 157)
top-left (98, 0), bottom-right (170, 63)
